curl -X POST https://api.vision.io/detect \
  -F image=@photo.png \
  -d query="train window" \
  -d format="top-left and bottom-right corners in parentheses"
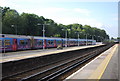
top-left (51, 41), bottom-right (53, 44)
top-left (25, 41), bottom-right (28, 45)
top-left (48, 40), bottom-right (51, 44)
top-left (57, 41), bottom-right (62, 44)
top-left (39, 40), bottom-right (43, 45)
top-left (20, 40), bottom-right (25, 45)
top-left (5, 40), bottom-right (10, 45)
top-left (25, 40), bottom-right (29, 45)
top-left (48, 40), bottom-right (54, 44)
top-left (63, 41), bottom-right (65, 44)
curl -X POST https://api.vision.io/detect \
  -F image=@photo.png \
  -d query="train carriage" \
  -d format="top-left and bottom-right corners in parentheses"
top-left (74, 39), bottom-right (78, 46)
top-left (46, 38), bottom-right (55, 48)
top-left (87, 40), bottom-right (92, 45)
top-left (62, 39), bottom-right (66, 47)
top-left (0, 38), bottom-right (2, 52)
top-left (32, 36), bottom-right (44, 49)
top-left (79, 39), bottom-right (86, 46)
top-left (0, 34), bottom-right (96, 52)
top-left (0, 37), bottom-right (13, 52)
top-left (17, 38), bottom-right (31, 50)
top-left (0, 34), bottom-right (31, 52)
top-left (68, 39), bottom-right (78, 46)
top-left (55, 38), bottom-right (63, 47)
top-left (35, 39), bottom-right (43, 49)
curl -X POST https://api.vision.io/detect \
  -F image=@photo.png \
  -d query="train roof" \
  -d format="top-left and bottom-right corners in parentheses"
top-left (33, 36), bottom-right (63, 40)
top-left (0, 34), bottom-right (96, 41)
top-left (0, 34), bottom-right (31, 39)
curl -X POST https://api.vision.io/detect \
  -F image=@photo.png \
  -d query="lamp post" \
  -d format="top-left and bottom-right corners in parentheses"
top-left (37, 23), bottom-right (49, 50)
top-left (101, 37), bottom-right (104, 43)
top-left (98, 36), bottom-right (101, 42)
top-left (78, 33), bottom-right (79, 46)
top-left (89, 34), bottom-right (94, 40)
top-left (85, 34), bottom-right (88, 46)
top-left (75, 32), bottom-right (80, 46)
top-left (62, 29), bottom-right (70, 47)
top-left (11, 25), bottom-right (17, 35)
top-left (86, 34), bottom-right (87, 46)
top-left (99, 36), bottom-right (103, 43)
top-left (3, 39), bottom-right (5, 53)
top-left (91, 35), bottom-right (95, 45)
top-left (92, 35), bottom-right (95, 40)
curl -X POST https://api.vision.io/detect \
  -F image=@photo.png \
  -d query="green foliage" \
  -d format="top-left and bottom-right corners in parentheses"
top-left (117, 37), bottom-right (120, 39)
top-left (1, 6), bottom-right (109, 42)
top-left (54, 34), bottom-right (61, 37)
top-left (20, 13), bottom-right (41, 35)
top-left (2, 8), bottom-right (20, 34)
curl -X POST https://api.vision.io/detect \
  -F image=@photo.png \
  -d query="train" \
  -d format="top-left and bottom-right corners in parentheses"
top-left (0, 34), bottom-right (96, 52)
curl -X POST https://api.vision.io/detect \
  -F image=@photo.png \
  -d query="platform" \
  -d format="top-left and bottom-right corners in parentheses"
top-left (64, 44), bottom-right (119, 81)
top-left (0, 44), bottom-right (104, 63)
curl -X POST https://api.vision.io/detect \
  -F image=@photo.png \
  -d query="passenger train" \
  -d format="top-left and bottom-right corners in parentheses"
top-left (0, 34), bottom-right (96, 52)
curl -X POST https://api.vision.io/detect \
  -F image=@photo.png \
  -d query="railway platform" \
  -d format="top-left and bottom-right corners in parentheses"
top-left (0, 44), bottom-right (104, 63)
top-left (64, 44), bottom-right (119, 81)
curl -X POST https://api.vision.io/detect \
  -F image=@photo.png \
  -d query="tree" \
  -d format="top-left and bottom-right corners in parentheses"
top-left (1, 6), bottom-right (10, 18)
top-left (45, 19), bottom-right (58, 37)
top-left (1, 6), bottom-right (110, 41)
top-left (2, 9), bottom-right (20, 34)
top-left (20, 13), bottom-right (41, 36)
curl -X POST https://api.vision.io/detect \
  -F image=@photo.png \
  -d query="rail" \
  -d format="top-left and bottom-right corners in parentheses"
top-left (2, 43), bottom-right (114, 81)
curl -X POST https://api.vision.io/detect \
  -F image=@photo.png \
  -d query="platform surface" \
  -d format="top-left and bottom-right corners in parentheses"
top-left (64, 44), bottom-right (118, 81)
top-left (101, 44), bottom-right (118, 79)
top-left (0, 44), bottom-right (104, 63)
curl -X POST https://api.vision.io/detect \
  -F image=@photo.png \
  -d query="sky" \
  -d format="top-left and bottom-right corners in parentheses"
top-left (1, 0), bottom-right (119, 38)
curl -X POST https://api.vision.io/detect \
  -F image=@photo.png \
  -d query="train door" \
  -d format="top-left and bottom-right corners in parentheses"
top-left (30, 37), bottom-right (34, 49)
top-left (61, 39), bottom-right (63, 47)
top-left (44, 39), bottom-right (46, 48)
top-left (12, 39), bottom-right (17, 51)
top-left (54, 40), bottom-right (56, 47)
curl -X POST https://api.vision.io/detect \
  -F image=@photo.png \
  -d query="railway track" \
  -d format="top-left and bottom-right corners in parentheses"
top-left (2, 43), bottom-right (114, 81)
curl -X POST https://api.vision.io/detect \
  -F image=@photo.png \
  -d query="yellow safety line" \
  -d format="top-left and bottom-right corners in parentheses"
top-left (88, 44), bottom-right (118, 80)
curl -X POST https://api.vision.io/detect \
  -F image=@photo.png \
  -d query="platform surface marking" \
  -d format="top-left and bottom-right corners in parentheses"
top-left (88, 44), bottom-right (118, 79)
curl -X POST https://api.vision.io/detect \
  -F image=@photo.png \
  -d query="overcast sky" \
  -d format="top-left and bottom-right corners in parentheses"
top-left (1, 0), bottom-right (119, 38)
